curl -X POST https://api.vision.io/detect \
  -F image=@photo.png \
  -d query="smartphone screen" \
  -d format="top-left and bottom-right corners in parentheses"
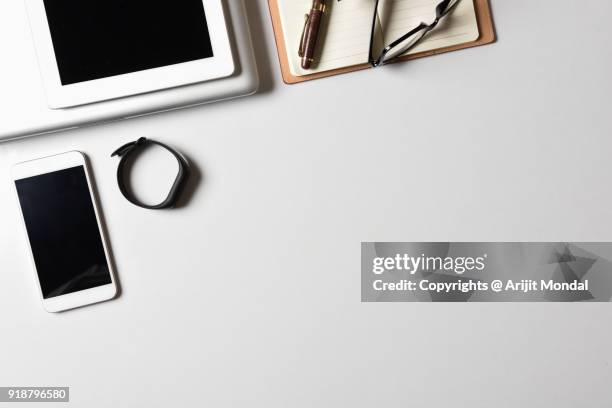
top-left (42, 0), bottom-right (214, 85)
top-left (15, 166), bottom-right (112, 299)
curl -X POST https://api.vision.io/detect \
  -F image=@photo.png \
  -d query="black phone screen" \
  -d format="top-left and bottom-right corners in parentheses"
top-left (42, 0), bottom-right (214, 85)
top-left (15, 166), bottom-right (112, 299)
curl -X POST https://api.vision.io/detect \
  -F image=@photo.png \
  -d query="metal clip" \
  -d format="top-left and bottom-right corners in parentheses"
top-left (298, 13), bottom-right (311, 58)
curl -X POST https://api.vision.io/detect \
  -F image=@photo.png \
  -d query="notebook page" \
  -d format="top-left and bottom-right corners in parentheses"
top-left (379, 0), bottom-right (479, 55)
top-left (276, 0), bottom-right (479, 78)
top-left (277, 0), bottom-right (377, 77)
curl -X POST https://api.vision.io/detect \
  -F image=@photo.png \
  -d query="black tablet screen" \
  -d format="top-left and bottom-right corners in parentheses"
top-left (42, 0), bottom-right (214, 85)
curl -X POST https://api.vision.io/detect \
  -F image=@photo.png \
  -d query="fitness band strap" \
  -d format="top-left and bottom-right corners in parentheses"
top-left (111, 137), bottom-right (189, 210)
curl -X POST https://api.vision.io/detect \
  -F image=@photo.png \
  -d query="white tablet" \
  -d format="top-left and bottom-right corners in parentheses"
top-left (25, 0), bottom-right (235, 109)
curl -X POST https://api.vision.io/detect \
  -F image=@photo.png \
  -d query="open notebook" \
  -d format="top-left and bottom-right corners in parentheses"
top-left (269, 0), bottom-right (495, 83)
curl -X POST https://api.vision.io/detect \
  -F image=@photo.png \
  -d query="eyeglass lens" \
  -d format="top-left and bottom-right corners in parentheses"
top-left (370, 0), bottom-right (461, 67)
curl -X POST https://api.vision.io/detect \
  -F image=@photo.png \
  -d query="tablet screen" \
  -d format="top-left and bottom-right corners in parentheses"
top-left (42, 0), bottom-right (214, 85)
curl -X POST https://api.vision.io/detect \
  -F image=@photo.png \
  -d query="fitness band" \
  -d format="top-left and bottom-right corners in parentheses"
top-left (111, 137), bottom-right (189, 209)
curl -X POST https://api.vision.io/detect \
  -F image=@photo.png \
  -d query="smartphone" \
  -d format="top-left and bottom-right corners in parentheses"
top-left (12, 151), bottom-right (118, 312)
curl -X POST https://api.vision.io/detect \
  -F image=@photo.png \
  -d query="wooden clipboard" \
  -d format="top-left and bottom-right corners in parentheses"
top-left (269, 0), bottom-right (496, 84)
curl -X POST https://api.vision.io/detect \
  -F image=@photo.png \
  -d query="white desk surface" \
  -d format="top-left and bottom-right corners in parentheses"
top-left (1, 1), bottom-right (612, 406)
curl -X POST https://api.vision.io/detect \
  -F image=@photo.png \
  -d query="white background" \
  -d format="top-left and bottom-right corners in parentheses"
top-left (1, 0), bottom-right (612, 406)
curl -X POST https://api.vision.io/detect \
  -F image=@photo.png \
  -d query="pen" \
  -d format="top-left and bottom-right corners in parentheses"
top-left (299, 0), bottom-right (327, 70)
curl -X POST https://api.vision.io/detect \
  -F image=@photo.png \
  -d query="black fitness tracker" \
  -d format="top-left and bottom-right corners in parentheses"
top-left (111, 137), bottom-right (189, 209)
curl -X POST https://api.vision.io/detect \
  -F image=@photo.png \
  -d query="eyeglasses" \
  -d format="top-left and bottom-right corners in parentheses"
top-left (367, 0), bottom-right (462, 67)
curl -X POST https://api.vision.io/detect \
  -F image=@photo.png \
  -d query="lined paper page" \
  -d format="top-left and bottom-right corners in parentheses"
top-left (277, 0), bottom-right (376, 77)
top-left (276, 0), bottom-right (479, 78)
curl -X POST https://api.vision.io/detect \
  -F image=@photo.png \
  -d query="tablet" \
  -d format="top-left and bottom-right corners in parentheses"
top-left (26, 0), bottom-right (235, 108)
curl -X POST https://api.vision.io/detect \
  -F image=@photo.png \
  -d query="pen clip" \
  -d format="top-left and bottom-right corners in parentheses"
top-left (298, 13), bottom-right (310, 58)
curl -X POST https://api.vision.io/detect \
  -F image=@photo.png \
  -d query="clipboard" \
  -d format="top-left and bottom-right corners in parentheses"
top-left (269, 0), bottom-right (496, 84)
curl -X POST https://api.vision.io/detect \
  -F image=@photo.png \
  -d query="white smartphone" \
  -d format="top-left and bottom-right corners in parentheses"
top-left (12, 152), bottom-right (118, 312)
